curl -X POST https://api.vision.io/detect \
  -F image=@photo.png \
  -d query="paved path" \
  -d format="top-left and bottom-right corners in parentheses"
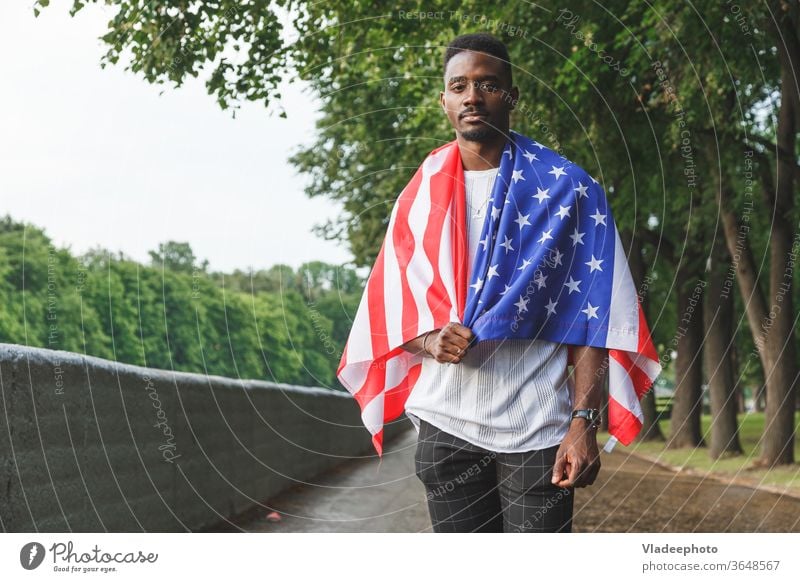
top-left (214, 429), bottom-right (800, 533)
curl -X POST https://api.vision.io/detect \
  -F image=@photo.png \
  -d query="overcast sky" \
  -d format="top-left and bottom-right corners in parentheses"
top-left (0, 2), bottom-right (352, 272)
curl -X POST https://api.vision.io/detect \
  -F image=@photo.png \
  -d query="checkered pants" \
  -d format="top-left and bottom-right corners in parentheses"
top-left (414, 418), bottom-right (574, 533)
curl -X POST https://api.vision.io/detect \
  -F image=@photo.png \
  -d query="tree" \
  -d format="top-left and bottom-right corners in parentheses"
top-left (35, 0), bottom-right (800, 464)
top-left (148, 241), bottom-right (208, 274)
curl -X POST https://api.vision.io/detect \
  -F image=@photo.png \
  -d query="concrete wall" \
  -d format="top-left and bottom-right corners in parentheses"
top-left (0, 343), bottom-right (410, 532)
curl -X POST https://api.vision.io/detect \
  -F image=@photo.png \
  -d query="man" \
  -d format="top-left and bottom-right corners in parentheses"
top-left (337, 33), bottom-right (660, 533)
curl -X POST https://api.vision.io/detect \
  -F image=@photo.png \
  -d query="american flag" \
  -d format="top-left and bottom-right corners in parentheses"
top-left (338, 131), bottom-right (662, 456)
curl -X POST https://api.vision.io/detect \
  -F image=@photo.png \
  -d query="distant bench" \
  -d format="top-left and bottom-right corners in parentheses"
top-left (655, 395), bottom-right (673, 419)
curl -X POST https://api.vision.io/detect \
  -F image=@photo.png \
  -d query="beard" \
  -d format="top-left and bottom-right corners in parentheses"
top-left (459, 124), bottom-right (495, 142)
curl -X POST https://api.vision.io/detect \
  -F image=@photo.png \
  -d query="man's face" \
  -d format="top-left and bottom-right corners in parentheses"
top-left (440, 50), bottom-right (518, 142)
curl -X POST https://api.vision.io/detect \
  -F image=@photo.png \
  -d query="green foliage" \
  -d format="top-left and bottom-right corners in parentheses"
top-left (29, 0), bottom-right (800, 392)
top-left (0, 215), bottom-right (363, 389)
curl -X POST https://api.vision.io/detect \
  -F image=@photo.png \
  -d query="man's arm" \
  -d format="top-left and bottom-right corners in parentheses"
top-left (551, 345), bottom-right (608, 488)
top-left (400, 322), bottom-right (474, 364)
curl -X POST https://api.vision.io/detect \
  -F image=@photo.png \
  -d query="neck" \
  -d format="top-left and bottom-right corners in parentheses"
top-left (456, 131), bottom-right (510, 171)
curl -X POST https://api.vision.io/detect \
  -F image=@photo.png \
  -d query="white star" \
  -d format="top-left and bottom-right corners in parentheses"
top-left (522, 150), bottom-right (538, 163)
top-left (515, 295), bottom-right (530, 313)
top-left (544, 298), bottom-right (558, 316)
top-left (486, 264), bottom-right (500, 280)
top-left (517, 258), bottom-right (533, 271)
top-left (514, 211), bottom-right (531, 230)
top-left (550, 248), bottom-right (564, 267)
top-left (534, 272), bottom-right (547, 289)
top-left (503, 146), bottom-right (513, 158)
top-left (549, 165), bottom-right (567, 180)
top-left (574, 182), bottom-right (589, 198)
top-left (585, 255), bottom-right (604, 272)
top-left (500, 284), bottom-right (512, 296)
top-left (532, 140), bottom-right (546, 150)
top-left (533, 187), bottom-right (551, 204)
top-left (479, 235), bottom-right (489, 250)
top-left (555, 205), bottom-right (571, 220)
top-left (491, 206), bottom-right (501, 220)
top-left (590, 175), bottom-right (599, 184)
top-left (564, 276), bottom-right (582, 294)
top-left (500, 235), bottom-right (515, 253)
top-left (537, 229), bottom-right (554, 244)
top-left (569, 227), bottom-right (586, 246)
top-left (470, 278), bottom-right (484, 292)
top-left (582, 302), bottom-right (599, 320)
top-left (511, 169), bottom-right (525, 184)
top-left (590, 209), bottom-right (607, 226)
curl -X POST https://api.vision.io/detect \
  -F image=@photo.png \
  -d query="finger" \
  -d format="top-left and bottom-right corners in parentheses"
top-left (551, 454), bottom-right (567, 485)
top-left (567, 458), bottom-right (583, 488)
top-left (449, 323), bottom-right (474, 341)
top-left (436, 351), bottom-right (462, 364)
top-left (443, 337), bottom-right (470, 352)
top-left (441, 333), bottom-right (470, 349)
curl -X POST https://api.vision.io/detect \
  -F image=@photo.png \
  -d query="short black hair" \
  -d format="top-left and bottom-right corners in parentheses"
top-left (444, 33), bottom-right (512, 86)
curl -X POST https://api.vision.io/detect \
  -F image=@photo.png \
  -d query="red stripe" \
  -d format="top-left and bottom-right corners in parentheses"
top-left (352, 356), bottom-right (387, 414)
top-left (372, 430), bottom-right (384, 457)
top-left (425, 143), bottom-right (460, 325)
top-left (449, 149), bottom-right (468, 319)
top-left (366, 242), bottom-right (389, 356)
top-left (337, 340), bottom-right (348, 377)
top-left (384, 362), bottom-right (422, 421)
top-left (610, 348), bottom-right (654, 399)
top-left (637, 302), bottom-right (659, 360)
top-left (608, 396), bottom-right (643, 445)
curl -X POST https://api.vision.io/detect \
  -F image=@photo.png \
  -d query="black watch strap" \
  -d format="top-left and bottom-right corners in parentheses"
top-left (571, 408), bottom-right (601, 428)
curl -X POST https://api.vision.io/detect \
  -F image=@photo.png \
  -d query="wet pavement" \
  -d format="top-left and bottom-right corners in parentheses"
top-left (211, 429), bottom-right (800, 533)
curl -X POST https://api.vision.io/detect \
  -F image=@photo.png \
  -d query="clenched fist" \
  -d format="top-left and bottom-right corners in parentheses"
top-left (424, 322), bottom-right (475, 364)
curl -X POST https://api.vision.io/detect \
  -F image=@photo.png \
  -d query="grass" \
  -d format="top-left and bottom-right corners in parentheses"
top-left (600, 412), bottom-right (800, 492)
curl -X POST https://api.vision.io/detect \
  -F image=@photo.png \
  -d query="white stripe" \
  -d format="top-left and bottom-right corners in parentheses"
top-left (405, 150), bottom-right (448, 334)
top-left (383, 202), bottom-right (405, 348)
top-left (384, 353), bottom-right (417, 392)
top-left (343, 282), bottom-right (374, 364)
top-left (438, 196), bottom-right (460, 323)
top-left (360, 390), bottom-right (384, 435)
top-left (338, 360), bottom-right (370, 396)
top-left (607, 224), bottom-right (640, 351)
top-left (631, 351), bottom-right (663, 382)
top-left (603, 436), bottom-right (618, 453)
top-left (608, 356), bottom-right (644, 422)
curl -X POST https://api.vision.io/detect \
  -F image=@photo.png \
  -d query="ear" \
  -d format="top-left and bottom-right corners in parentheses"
top-left (439, 90), bottom-right (446, 111)
top-left (508, 86), bottom-right (520, 110)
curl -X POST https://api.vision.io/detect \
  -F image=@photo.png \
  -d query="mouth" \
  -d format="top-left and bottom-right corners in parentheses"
top-left (460, 112), bottom-right (489, 123)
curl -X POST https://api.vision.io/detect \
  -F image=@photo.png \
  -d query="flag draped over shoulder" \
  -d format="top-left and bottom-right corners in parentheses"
top-left (337, 130), bottom-right (662, 457)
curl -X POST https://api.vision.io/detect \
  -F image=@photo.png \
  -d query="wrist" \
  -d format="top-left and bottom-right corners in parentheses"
top-left (570, 408), bottom-right (601, 429)
top-left (422, 330), bottom-right (436, 356)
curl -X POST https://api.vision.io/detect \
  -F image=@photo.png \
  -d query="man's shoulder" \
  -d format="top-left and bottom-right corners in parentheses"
top-left (513, 131), bottom-right (603, 191)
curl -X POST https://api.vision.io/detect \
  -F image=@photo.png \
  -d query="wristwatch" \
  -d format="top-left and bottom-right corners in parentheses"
top-left (571, 408), bottom-right (601, 429)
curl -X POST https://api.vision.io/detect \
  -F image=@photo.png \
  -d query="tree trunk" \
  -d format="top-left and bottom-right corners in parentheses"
top-left (667, 248), bottom-right (706, 449)
top-left (704, 227), bottom-right (743, 459)
top-left (758, 6), bottom-right (799, 467)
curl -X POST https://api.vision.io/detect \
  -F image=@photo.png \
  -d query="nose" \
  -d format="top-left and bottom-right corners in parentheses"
top-left (463, 80), bottom-right (485, 107)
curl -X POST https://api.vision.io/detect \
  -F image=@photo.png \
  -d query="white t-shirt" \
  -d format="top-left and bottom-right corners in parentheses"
top-left (403, 167), bottom-right (574, 452)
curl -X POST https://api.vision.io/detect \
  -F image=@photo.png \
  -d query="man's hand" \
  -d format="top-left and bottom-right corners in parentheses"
top-left (427, 322), bottom-right (474, 364)
top-left (551, 420), bottom-right (601, 488)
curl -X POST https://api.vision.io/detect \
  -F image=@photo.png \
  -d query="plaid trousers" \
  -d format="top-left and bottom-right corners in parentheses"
top-left (414, 417), bottom-right (574, 533)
